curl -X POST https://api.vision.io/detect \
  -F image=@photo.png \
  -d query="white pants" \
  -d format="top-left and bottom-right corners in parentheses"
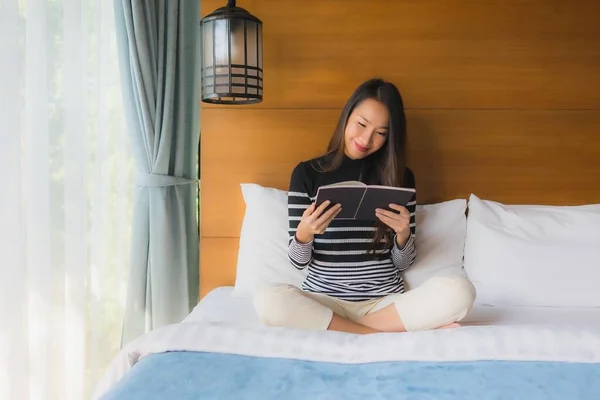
top-left (253, 276), bottom-right (476, 332)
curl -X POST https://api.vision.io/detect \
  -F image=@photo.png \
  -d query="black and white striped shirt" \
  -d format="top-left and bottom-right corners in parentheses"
top-left (288, 153), bottom-right (417, 301)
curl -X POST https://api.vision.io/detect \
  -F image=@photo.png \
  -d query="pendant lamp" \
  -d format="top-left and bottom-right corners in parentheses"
top-left (200, 0), bottom-right (263, 104)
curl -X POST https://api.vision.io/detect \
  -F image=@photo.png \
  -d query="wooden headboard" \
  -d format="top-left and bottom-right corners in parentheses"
top-left (199, 0), bottom-right (600, 297)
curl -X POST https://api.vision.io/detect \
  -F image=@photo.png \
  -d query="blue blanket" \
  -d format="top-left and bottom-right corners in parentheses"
top-left (100, 351), bottom-right (600, 400)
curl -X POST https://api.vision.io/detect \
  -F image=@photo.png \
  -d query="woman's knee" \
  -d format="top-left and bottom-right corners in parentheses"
top-left (440, 276), bottom-right (477, 319)
top-left (394, 275), bottom-right (476, 331)
top-left (253, 284), bottom-right (333, 330)
top-left (253, 284), bottom-right (299, 326)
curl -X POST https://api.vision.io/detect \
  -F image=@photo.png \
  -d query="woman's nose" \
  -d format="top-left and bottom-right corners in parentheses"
top-left (361, 130), bottom-right (375, 144)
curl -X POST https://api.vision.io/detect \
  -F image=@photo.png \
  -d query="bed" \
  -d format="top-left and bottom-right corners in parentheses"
top-left (95, 286), bottom-right (600, 399)
top-left (93, 190), bottom-right (600, 400)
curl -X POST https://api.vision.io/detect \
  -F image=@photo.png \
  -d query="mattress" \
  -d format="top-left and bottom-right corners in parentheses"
top-left (95, 286), bottom-right (600, 399)
top-left (184, 286), bottom-right (600, 332)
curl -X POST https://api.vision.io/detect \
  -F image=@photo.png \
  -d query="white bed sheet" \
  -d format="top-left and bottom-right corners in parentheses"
top-left (185, 286), bottom-right (600, 331)
top-left (96, 286), bottom-right (600, 399)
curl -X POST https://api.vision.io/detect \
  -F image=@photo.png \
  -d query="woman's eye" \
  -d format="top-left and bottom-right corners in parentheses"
top-left (377, 131), bottom-right (387, 136)
top-left (358, 122), bottom-right (366, 128)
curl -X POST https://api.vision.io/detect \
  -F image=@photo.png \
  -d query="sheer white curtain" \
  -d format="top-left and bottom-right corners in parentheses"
top-left (0, 1), bottom-right (132, 399)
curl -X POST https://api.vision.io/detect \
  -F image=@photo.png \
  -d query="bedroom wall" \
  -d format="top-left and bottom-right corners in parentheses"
top-left (199, 0), bottom-right (600, 296)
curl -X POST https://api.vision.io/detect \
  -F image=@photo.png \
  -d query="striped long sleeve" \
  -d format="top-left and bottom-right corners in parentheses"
top-left (287, 164), bottom-right (313, 269)
top-left (390, 190), bottom-right (417, 271)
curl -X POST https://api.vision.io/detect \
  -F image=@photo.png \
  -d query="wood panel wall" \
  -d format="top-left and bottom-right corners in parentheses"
top-left (199, 0), bottom-right (600, 297)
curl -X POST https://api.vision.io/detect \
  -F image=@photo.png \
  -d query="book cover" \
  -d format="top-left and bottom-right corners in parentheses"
top-left (315, 181), bottom-right (415, 221)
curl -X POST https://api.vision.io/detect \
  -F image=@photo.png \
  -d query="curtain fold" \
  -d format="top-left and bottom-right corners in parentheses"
top-left (113, 0), bottom-right (201, 345)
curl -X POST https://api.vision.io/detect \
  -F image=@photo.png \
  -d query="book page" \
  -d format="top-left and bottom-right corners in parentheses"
top-left (320, 181), bottom-right (366, 189)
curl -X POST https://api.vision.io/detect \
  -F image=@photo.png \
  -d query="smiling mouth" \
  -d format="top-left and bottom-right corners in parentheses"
top-left (353, 140), bottom-right (370, 153)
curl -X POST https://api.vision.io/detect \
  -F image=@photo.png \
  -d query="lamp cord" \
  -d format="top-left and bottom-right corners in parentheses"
top-left (227, 0), bottom-right (236, 7)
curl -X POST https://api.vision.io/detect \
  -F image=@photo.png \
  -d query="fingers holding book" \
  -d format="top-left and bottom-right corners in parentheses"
top-left (387, 204), bottom-right (409, 216)
top-left (306, 201), bottom-right (342, 232)
top-left (296, 201), bottom-right (342, 243)
top-left (375, 204), bottom-right (411, 244)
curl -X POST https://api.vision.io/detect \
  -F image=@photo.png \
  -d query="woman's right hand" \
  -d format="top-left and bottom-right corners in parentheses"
top-left (295, 201), bottom-right (342, 244)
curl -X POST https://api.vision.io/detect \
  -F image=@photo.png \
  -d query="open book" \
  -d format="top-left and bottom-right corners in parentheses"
top-left (315, 181), bottom-right (415, 221)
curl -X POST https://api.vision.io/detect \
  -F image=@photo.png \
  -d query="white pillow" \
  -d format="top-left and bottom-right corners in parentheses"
top-left (403, 199), bottom-right (468, 290)
top-left (463, 193), bottom-right (600, 308)
top-left (233, 183), bottom-right (468, 297)
top-left (233, 184), bottom-right (308, 297)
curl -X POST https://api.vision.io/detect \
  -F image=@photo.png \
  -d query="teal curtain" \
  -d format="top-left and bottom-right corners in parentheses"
top-left (113, 0), bottom-right (201, 345)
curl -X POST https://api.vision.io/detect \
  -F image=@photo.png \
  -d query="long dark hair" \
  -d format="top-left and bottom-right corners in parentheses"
top-left (315, 78), bottom-right (408, 249)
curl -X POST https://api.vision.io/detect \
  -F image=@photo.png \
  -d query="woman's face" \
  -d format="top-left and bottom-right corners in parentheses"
top-left (344, 98), bottom-right (389, 160)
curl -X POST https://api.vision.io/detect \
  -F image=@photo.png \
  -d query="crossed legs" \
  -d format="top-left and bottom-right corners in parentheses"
top-left (254, 276), bottom-right (476, 334)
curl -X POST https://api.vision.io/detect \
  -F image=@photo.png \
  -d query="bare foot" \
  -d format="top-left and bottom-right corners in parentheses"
top-left (437, 322), bottom-right (461, 330)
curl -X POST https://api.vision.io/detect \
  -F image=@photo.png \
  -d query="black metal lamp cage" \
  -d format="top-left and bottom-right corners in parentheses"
top-left (200, 0), bottom-right (263, 104)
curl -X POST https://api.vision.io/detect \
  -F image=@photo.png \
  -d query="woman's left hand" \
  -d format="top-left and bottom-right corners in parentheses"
top-left (375, 204), bottom-right (411, 247)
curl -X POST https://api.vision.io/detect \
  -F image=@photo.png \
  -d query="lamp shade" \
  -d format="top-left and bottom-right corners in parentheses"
top-left (200, 0), bottom-right (263, 104)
